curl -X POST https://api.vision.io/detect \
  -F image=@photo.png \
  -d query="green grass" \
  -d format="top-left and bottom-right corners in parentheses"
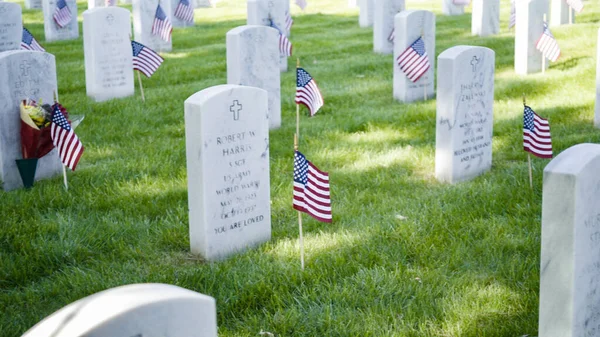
top-left (2, 0), bottom-right (600, 335)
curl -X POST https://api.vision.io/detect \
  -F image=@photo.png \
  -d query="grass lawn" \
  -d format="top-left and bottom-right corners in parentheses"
top-left (2, 0), bottom-right (600, 335)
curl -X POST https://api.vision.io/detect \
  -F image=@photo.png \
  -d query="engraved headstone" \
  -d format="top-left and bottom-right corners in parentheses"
top-left (21, 284), bottom-right (218, 337)
top-left (185, 84), bottom-right (271, 261)
top-left (472, 0), bottom-right (499, 36)
top-left (247, 0), bottom-right (287, 72)
top-left (393, 10), bottom-right (435, 103)
top-left (170, 0), bottom-right (195, 27)
top-left (83, 7), bottom-right (134, 102)
top-left (227, 25), bottom-right (281, 129)
top-left (539, 143), bottom-right (600, 337)
top-left (595, 28), bottom-right (600, 129)
top-left (0, 3), bottom-right (22, 53)
top-left (373, 0), bottom-right (404, 54)
top-left (514, 0), bottom-right (548, 74)
top-left (0, 51), bottom-right (62, 191)
top-left (435, 46), bottom-right (495, 183)
top-left (550, 0), bottom-right (574, 26)
top-left (442, 0), bottom-right (464, 15)
top-left (25, 0), bottom-right (43, 10)
top-left (42, 0), bottom-right (79, 42)
top-left (133, 0), bottom-right (172, 52)
top-left (358, 0), bottom-right (374, 27)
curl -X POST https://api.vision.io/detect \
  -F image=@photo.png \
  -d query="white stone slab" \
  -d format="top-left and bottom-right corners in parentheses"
top-left (25, 0), bottom-right (43, 9)
top-left (170, 0), bottom-right (195, 27)
top-left (42, 0), bottom-right (79, 42)
top-left (595, 28), bottom-right (600, 128)
top-left (539, 143), bottom-right (600, 337)
top-left (442, 0), bottom-right (464, 15)
top-left (185, 84), bottom-right (271, 261)
top-left (435, 45), bottom-right (495, 183)
top-left (472, 0), bottom-right (499, 36)
top-left (349, 0), bottom-right (357, 7)
top-left (358, 0), bottom-right (374, 27)
top-left (21, 283), bottom-right (218, 337)
top-left (0, 3), bottom-right (22, 53)
top-left (227, 25), bottom-right (281, 130)
top-left (247, 0), bottom-right (288, 72)
top-left (87, 0), bottom-right (105, 9)
top-left (550, 0), bottom-right (574, 26)
top-left (393, 10), bottom-right (435, 103)
top-left (514, 0), bottom-right (548, 74)
top-left (193, 0), bottom-right (213, 7)
top-left (373, 0), bottom-right (404, 54)
top-left (0, 51), bottom-right (62, 191)
top-left (83, 7), bottom-right (134, 102)
top-left (133, 0), bottom-right (172, 52)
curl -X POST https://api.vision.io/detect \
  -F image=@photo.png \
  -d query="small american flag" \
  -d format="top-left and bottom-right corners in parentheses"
top-left (270, 20), bottom-right (292, 57)
top-left (132, 40), bottom-right (164, 77)
top-left (21, 28), bottom-right (45, 52)
top-left (174, 0), bottom-right (194, 23)
top-left (152, 4), bottom-right (173, 42)
top-left (295, 0), bottom-right (307, 10)
top-left (566, 0), bottom-right (583, 12)
top-left (53, 0), bottom-right (72, 28)
top-left (536, 22), bottom-right (560, 62)
top-left (388, 28), bottom-right (395, 43)
top-left (396, 37), bottom-right (430, 82)
top-left (523, 105), bottom-right (552, 159)
top-left (51, 103), bottom-right (84, 171)
top-left (508, 0), bottom-right (516, 29)
top-left (293, 151), bottom-right (332, 223)
top-left (105, 0), bottom-right (116, 6)
top-left (296, 67), bottom-right (323, 116)
top-left (285, 11), bottom-right (293, 31)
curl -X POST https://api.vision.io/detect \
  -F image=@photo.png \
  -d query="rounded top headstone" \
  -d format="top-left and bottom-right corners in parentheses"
top-left (544, 143), bottom-right (600, 176)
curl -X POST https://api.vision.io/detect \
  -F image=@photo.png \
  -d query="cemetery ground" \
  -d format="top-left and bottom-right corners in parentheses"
top-left (2, 0), bottom-right (600, 335)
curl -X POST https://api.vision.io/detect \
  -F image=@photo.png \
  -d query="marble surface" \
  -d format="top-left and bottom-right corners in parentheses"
top-left (247, 0), bottom-right (288, 72)
top-left (550, 0), bottom-right (574, 26)
top-left (540, 143), bottom-right (600, 337)
top-left (595, 28), bottom-right (600, 128)
top-left (83, 7), bottom-right (134, 102)
top-left (0, 3), bottom-right (22, 53)
top-left (185, 84), bottom-right (271, 261)
top-left (442, 0), bottom-right (464, 15)
top-left (25, 0), bottom-right (42, 9)
top-left (42, 0), bottom-right (79, 42)
top-left (0, 51), bottom-right (62, 191)
top-left (373, 0), bottom-right (404, 54)
top-left (358, 0), bottom-right (374, 27)
top-left (133, 0), bottom-right (172, 52)
top-left (393, 10), bottom-right (435, 103)
top-left (472, 0), bottom-right (499, 36)
top-left (514, 0), bottom-right (548, 74)
top-left (22, 284), bottom-right (217, 337)
top-left (87, 0), bottom-right (105, 9)
top-left (435, 45), bottom-right (495, 183)
top-left (227, 25), bottom-right (281, 130)
top-left (170, 0), bottom-right (195, 27)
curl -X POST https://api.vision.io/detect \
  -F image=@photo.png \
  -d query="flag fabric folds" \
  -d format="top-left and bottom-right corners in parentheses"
top-left (132, 41), bottom-right (164, 77)
top-left (51, 103), bottom-right (84, 171)
top-left (285, 11), bottom-right (293, 31)
top-left (396, 37), bottom-right (430, 82)
top-left (21, 28), bottom-right (45, 52)
top-left (388, 28), bottom-right (395, 43)
top-left (295, 0), bottom-right (307, 10)
top-left (536, 22), bottom-right (560, 62)
top-left (152, 4), bottom-right (173, 42)
top-left (523, 105), bottom-right (552, 159)
top-left (293, 151), bottom-right (332, 223)
top-left (53, 0), bottom-right (72, 28)
top-left (508, 0), bottom-right (516, 29)
top-left (566, 0), bottom-right (583, 12)
top-left (269, 20), bottom-right (292, 57)
top-left (296, 67), bottom-right (323, 116)
top-left (105, 0), bottom-right (116, 6)
top-left (174, 0), bottom-right (194, 23)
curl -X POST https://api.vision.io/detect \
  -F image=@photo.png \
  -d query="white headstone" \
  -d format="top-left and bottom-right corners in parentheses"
top-left (393, 10), bottom-right (435, 103)
top-left (21, 283), bottom-right (218, 337)
top-left (42, 0), bottom-right (79, 42)
top-left (550, 0), bottom-right (574, 26)
top-left (87, 0), bottom-right (105, 9)
top-left (595, 28), bottom-right (600, 129)
top-left (0, 51), bottom-right (62, 191)
top-left (349, 0), bottom-right (357, 7)
top-left (25, 0), bottom-right (43, 9)
top-left (193, 0), bottom-right (214, 7)
top-left (0, 3), bottom-right (22, 53)
top-left (358, 0), bottom-right (374, 27)
top-left (514, 0), bottom-right (548, 74)
top-left (185, 84), bottom-right (271, 261)
top-left (83, 7), bottom-right (134, 102)
top-left (442, 0), bottom-right (464, 15)
top-left (247, 0), bottom-right (287, 72)
top-left (435, 45), bottom-right (495, 183)
top-left (539, 143), bottom-right (600, 337)
top-left (133, 0), bottom-right (173, 52)
top-left (227, 25), bottom-right (281, 130)
top-left (373, 0), bottom-right (404, 54)
top-left (170, 0), bottom-right (195, 27)
top-left (472, 0), bottom-right (499, 36)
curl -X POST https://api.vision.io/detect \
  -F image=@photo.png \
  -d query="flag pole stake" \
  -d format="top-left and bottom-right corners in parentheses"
top-left (523, 93), bottom-right (532, 190)
top-left (294, 133), bottom-right (305, 271)
top-left (54, 90), bottom-right (69, 191)
top-left (137, 71), bottom-right (146, 102)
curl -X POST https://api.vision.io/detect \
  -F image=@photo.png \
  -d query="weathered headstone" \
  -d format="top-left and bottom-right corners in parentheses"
top-left (442, 0), bottom-right (464, 15)
top-left (472, 0), bottom-right (499, 36)
top-left (0, 51), bottom-right (62, 191)
top-left (550, 0), bottom-right (574, 26)
top-left (42, 0), bottom-right (79, 42)
top-left (373, 0), bottom-right (404, 54)
top-left (393, 10), bottom-right (435, 103)
top-left (595, 28), bottom-right (600, 129)
top-left (0, 3), bottom-right (22, 53)
top-left (83, 7), bottom-right (134, 102)
top-left (21, 284), bottom-right (218, 337)
top-left (358, 0), bottom-right (374, 27)
top-left (247, 0), bottom-right (287, 72)
top-left (25, 0), bottom-right (43, 9)
top-left (514, 0), bottom-right (548, 74)
top-left (435, 45), bottom-right (495, 183)
top-left (170, 0), bottom-right (195, 27)
top-left (133, 0), bottom-right (172, 52)
top-left (227, 25), bottom-right (281, 130)
top-left (185, 84), bottom-right (271, 261)
top-left (539, 143), bottom-right (600, 337)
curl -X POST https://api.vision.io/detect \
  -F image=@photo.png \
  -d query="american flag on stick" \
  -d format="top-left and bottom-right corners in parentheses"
top-left (53, 0), bottom-right (72, 28)
top-left (270, 20), bottom-right (292, 57)
top-left (295, 0), bottom-right (307, 10)
top-left (508, 0), bottom-right (516, 29)
top-left (132, 40), bottom-right (164, 77)
top-left (51, 103), bottom-right (84, 171)
top-left (523, 105), bottom-right (552, 159)
top-left (174, 0), bottom-right (194, 23)
top-left (105, 0), bottom-right (116, 6)
top-left (293, 151), bottom-right (332, 223)
top-left (152, 4), bottom-right (173, 42)
top-left (296, 67), bottom-right (323, 116)
top-left (285, 11), bottom-right (293, 31)
top-left (536, 22), bottom-right (560, 62)
top-left (21, 28), bottom-right (45, 52)
top-left (566, 0), bottom-right (583, 12)
top-left (396, 37), bottom-right (430, 82)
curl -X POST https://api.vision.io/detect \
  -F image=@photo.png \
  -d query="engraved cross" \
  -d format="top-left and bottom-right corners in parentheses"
top-left (20, 61), bottom-right (31, 77)
top-left (470, 56), bottom-right (480, 72)
top-left (230, 100), bottom-right (242, 121)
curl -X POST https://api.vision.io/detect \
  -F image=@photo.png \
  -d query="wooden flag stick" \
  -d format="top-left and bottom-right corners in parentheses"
top-left (137, 71), bottom-right (146, 102)
top-left (54, 90), bottom-right (68, 191)
top-left (296, 58), bottom-right (300, 141)
top-left (523, 93), bottom-right (533, 190)
top-left (294, 133), bottom-right (305, 271)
